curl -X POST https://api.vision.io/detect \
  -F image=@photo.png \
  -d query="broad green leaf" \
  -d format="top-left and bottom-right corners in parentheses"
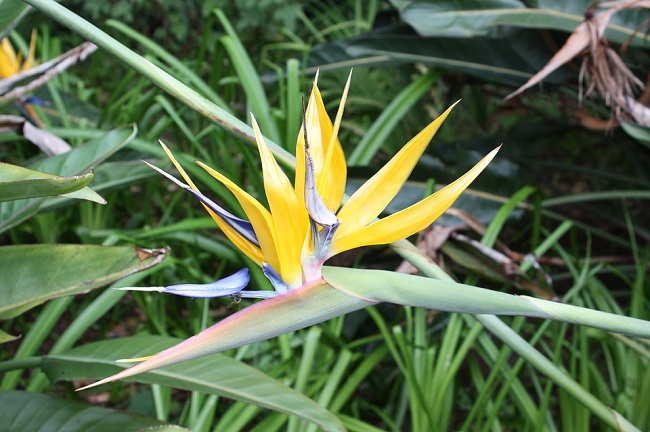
top-left (40, 160), bottom-right (156, 211)
top-left (0, 244), bottom-right (167, 319)
top-left (299, 25), bottom-right (565, 87)
top-left (0, 162), bottom-right (103, 203)
top-left (43, 335), bottom-right (346, 432)
top-left (0, 391), bottom-right (189, 432)
top-left (0, 0), bottom-right (30, 38)
top-left (28, 127), bottom-right (136, 175)
top-left (398, 0), bottom-right (648, 46)
top-left (0, 126), bottom-right (135, 233)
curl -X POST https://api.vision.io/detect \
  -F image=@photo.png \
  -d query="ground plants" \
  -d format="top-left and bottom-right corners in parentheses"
top-left (1, 0), bottom-right (649, 431)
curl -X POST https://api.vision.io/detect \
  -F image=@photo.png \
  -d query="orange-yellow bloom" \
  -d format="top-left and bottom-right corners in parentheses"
top-left (145, 72), bottom-right (499, 295)
top-left (0, 30), bottom-right (37, 79)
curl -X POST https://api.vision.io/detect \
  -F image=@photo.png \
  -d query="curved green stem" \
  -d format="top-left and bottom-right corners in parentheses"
top-left (0, 357), bottom-right (42, 373)
top-left (22, 0), bottom-right (294, 168)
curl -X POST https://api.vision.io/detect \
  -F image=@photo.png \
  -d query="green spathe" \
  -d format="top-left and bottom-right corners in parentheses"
top-left (324, 267), bottom-right (650, 338)
top-left (78, 266), bottom-right (650, 391)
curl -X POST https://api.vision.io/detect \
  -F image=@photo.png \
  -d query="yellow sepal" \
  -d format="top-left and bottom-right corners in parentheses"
top-left (332, 146), bottom-right (500, 254)
top-left (295, 79), bottom-right (347, 213)
top-left (197, 161), bottom-right (281, 272)
top-left (336, 102), bottom-right (458, 239)
top-left (252, 115), bottom-right (308, 286)
top-left (0, 38), bottom-right (18, 78)
top-left (159, 141), bottom-right (264, 265)
top-left (21, 29), bottom-right (37, 72)
top-left (0, 30), bottom-right (37, 78)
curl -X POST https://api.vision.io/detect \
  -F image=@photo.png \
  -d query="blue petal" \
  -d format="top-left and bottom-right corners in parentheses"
top-left (262, 263), bottom-right (289, 294)
top-left (310, 219), bottom-right (340, 260)
top-left (162, 268), bottom-right (250, 298)
top-left (237, 290), bottom-right (278, 299)
top-left (23, 96), bottom-right (47, 106)
top-left (144, 161), bottom-right (260, 247)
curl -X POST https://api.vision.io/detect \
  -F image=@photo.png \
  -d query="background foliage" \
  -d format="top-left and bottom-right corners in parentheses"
top-left (1, 0), bottom-right (648, 431)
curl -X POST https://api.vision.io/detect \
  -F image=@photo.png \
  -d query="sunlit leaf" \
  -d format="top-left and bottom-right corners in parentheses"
top-left (0, 244), bottom-right (167, 319)
top-left (0, 162), bottom-right (102, 203)
top-left (43, 335), bottom-right (345, 432)
top-left (0, 126), bottom-right (135, 233)
top-left (0, 391), bottom-right (189, 432)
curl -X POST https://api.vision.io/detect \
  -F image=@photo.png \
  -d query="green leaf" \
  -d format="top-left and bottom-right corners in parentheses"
top-left (0, 391), bottom-right (190, 432)
top-left (215, 9), bottom-right (280, 143)
top-left (43, 335), bottom-right (346, 432)
top-left (0, 329), bottom-right (18, 344)
top-left (0, 0), bottom-right (30, 38)
top-left (40, 160), bottom-right (155, 211)
top-left (301, 25), bottom-right (565, 87)
top-left (398, 0), bottom-right (648, 46)
top-left (0, 127), bottom-right (135, 233)
top-left (348, 71), bottom-right (439, 165)
top-left (0, 244), bottom-right (167, 319)
top-left (0, 162), bottom-right (103, 203)
top-left (28, 127), bottom-right (136, 176)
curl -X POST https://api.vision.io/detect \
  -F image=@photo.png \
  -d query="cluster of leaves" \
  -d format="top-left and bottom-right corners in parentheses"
top-left (0, 0), bottom-right (649, 431)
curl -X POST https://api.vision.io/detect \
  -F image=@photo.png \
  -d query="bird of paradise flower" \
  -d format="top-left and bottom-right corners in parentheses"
top-left (79, 72), bottom-right (499, 390)
top-left (0, 30), bottom-right (37, 79)
top-left (0, 30), bottom-right (41, 123)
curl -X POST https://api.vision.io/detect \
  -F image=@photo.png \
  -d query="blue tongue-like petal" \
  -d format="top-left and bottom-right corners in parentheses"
top-left (144, 160), bottom-right (260, 248)
top-left (162, 268), bottom-right (251, 298)
top-left (116, 268), bottom-right (251, 298)
top-left (262, 263), bottom-right (289, 294)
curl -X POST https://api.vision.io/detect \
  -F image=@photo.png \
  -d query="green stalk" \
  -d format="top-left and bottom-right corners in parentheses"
top-left (0, 357), bottom-right (42, 373)
top-left (215, 9), bottom-right (280, 144)
top-left (388, 240), bottom-right (642, 431)
top-left (106, 19), bottom-right (229, 110)
top-left (22, 0), bottom-right (294, 168)
top-left (348, 71), bottom-right (439, 165)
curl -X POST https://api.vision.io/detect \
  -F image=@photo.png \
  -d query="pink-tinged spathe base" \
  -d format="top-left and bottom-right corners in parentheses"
top-left (77, 277), bottom-right (374, 390)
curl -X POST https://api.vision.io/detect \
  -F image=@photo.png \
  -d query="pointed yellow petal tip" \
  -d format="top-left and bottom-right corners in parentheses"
top-left (157, 140), bottom-right (199, 190)
top-left (333, 144), bottom-right (501, 254)
top-left (22, 29), bottom-right (37, 71)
